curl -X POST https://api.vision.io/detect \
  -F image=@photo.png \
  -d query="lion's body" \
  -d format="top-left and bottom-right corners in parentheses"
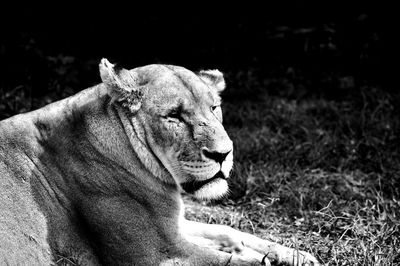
top-left (0, 148), bottom-right (50, 264)
top-left (0, 60), bottom-right (319, 266)
top-left (0, 85), bottom-right (188, 265)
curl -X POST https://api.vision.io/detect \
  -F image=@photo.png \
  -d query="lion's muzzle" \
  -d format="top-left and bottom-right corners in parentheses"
top-left (201, 147), bottom-right (231, 165)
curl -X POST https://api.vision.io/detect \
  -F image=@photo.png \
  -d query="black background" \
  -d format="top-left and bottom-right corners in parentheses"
top-left (0, 3), bottom-right (398, 105)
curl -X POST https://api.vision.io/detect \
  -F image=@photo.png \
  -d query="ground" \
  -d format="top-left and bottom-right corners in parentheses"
top-left (2, 66), bottom-right (400, 266)
top-left (182, 71), bottom-right (400, 265)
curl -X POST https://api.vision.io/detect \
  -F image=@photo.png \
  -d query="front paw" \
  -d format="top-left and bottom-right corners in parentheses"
top-left (267, 246), bottom-right (319, 266)
top-left (229, 252), bottom-right (271, 266)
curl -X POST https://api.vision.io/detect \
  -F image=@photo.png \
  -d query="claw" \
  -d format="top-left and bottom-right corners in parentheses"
top-left (261, 254), bottom-right (269, 266)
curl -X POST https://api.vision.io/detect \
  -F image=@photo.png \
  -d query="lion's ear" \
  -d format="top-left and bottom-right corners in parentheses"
top-left (198, 69), bottom-right (226, 93)
top-left (99, 58), bottom-right (143, 112)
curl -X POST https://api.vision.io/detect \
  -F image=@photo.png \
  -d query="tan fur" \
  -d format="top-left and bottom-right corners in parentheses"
top-left (0, 59), bottom-right (319, 265)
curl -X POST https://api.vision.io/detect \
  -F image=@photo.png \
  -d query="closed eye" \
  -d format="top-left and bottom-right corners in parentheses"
top-left (164, 106), bottom-right (184, 122)
top-left (168, 110), bottom-right (181, 120)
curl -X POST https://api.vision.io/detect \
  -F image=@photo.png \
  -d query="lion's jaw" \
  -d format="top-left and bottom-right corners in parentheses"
top-left (177, 145), bottom-right (233, 199)
top-left (100, 61), bottom-right (234, 200)
top-left (150, 146), bottom-right (233, 200)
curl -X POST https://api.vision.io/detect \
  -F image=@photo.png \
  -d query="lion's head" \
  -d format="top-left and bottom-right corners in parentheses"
top-left (99, 59), bottom-right (233, 199)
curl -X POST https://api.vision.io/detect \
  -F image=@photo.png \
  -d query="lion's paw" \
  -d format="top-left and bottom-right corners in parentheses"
top-left (229, 253), bottom-right (271, 266)
top-left (267, 246), bottom-right (320, 266)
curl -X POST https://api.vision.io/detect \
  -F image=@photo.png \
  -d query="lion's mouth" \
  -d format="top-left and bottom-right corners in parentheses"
top-left (181, 171), bottom-right (226, 194)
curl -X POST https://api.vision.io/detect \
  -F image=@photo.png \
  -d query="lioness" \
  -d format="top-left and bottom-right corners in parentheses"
top-left (0, 59), bottom-right (319, 265)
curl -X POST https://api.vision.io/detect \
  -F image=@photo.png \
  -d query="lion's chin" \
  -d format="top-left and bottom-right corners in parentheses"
top-left (181, 171), bottom-right (229, 199)
top-left (192, 178), bottom-right (229, 200)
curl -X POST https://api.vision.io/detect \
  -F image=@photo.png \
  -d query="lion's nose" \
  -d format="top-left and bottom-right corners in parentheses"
top-left (202, 148), bottom-right (231, 164)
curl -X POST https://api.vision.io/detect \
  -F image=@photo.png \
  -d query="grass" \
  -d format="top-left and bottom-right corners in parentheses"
top-left (2, 63), bottom-right (400, 265)
top-left (185, 70), bottom-right (400, 265)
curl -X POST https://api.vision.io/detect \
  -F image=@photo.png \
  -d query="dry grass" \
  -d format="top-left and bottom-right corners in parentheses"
top-left (185, 71), bottom-right (400, 265)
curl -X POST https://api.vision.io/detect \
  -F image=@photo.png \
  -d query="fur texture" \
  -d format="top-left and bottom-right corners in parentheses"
top-left (0, 59), bottom-right (319, 266)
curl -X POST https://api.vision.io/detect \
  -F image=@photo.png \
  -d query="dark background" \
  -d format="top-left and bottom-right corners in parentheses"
top-left (1, 3), bottom-right (398, 119)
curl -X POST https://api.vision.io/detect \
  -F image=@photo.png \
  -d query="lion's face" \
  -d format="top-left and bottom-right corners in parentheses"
top-left (141, 65), bottom-right (233, 199)
top-left (100, 60), bottom-right (233, 199)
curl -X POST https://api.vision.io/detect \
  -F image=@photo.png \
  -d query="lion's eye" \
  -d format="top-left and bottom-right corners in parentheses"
top-left (168, 111), bottom-right (180, 119)
top-left (166, 110), bottom-right (183, 122)
top-left (211, 105), bottom-right (217, 111)
top-left (211, 105), bottom-right (222, 122)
